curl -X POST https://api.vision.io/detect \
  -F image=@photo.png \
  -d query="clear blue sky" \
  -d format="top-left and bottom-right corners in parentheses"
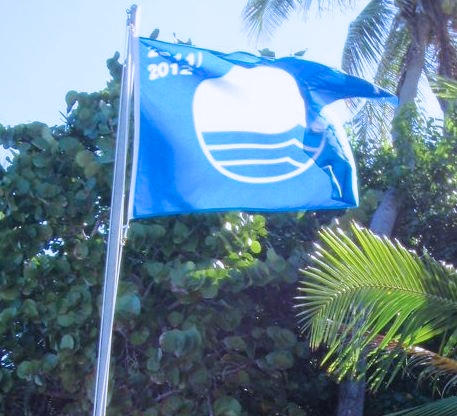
top-left (0, 1), bottom-right (370, 127)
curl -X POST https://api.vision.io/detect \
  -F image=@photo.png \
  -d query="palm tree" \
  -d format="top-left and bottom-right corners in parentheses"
top-left (243, 1), bottom-right (457, 414)
top-left (244, 0), bottom-right (457, 233)
top-left (295, 222), bottom-right (457, 415)
top-left (342, 0), bottom-right (457, 237)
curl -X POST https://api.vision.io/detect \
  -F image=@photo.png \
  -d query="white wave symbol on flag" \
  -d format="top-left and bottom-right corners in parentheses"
top-left (193, 65), bottom-right (324, 183)
top-left (201, 127), bottom-right (324, 183)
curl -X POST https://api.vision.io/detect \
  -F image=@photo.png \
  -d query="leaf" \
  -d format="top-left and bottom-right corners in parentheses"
top-left (386, 396), bottom-right (457, 416)
top-left (146, 348), bottom-right (162, 372)
top-left (60, 334), bottom-right (75, 350)
top-left (31, 125), bottom-right (56, 151)
top-left (83, 161), bottom-right (99, 177)
top-left (159, 326), bottom-right (202, 358)
top-left (0, 307), bottom-right (17, 322)
top-left (200, 283), bottom-right (219, 299)
top-left (17, 360), bottom-right (39, 380)
top-left (58, 136), bottom-right (82, 153)
top-left (14, 176), bottom-right (31, 195)
top-left (172, 32), bottom-right (192, 45)
top-left (145, 261), bottom-right (164, 278)
top-left (0, 288), bottom-right (20, 301)
top-left (65, 90), bottom-right (79, 112)
top-left (167, 311), bottom-right (183, 327)
top-left (148, 223), bottom-right (167, 239)
top-left (223, 336), bottom-right (247, 351)
top-left (42, 354), bottom-right (59, 372)
top-left (159, 329), bottom-right (186, 356)
top-left (214, 396), bottom-right (242, 416)
top-left (57, 313), bottom-right (75, 327)
top-left (266, 326), bottom-right (297, 349)
top-left (33, 375), bottom-right (44, 386)
top-left (173, 221), bottom-right (190, 243)
top-left (73, 241), bottom-right (89, 259)
top-left (258, 48), bottom-right (275, 57)
top-left (149, 28), bottom-right (160, 40)
top-left (250, 240), bottom-right (262, 254)
top-left (75, 150), bottom-right (95, 168)
top-left (32, 154), bottom-right (50, 169)
top-left (160, 396), bottom-right (184, 413)
top-left (265, 350), bottom-right (294, 370)
top-left (116, 293), bottom-right (141, 316)
top-left (130, 328), bottom-right (150, 345)
top-left (21, 299), bottom-right (39, 319)
top-left (294, 49), bottom-right (307, 57)
top-left (188, 366), bottom-right (209, 388)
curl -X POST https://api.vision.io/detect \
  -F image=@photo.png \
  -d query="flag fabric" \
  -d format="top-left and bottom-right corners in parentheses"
top-left (128, 37), bottom-right (396, 219)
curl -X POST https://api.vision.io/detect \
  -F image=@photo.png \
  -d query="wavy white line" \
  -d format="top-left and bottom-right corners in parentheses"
top-left (207, 138), bottom-right (302, 150)
top-left (219, 157), bottom-right (307, 168)
top-left (207, 138), bottom-right (322, 153)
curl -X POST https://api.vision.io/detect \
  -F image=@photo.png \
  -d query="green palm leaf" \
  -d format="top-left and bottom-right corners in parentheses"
top-left (243, 0), bottom-right (298, 38)
top-left (347, 99), bottom-right (395, 149)
top-left (431, 76), bottom-right (457, 101)
top-left (242, 0), bottom-right (356, 38)
top-left (385, 395), bottom-right (457, 416)
top-left (343, 2), bottom-right (406, 146)
top-left (342, 0), bottom-right (397, 77)
top-left (295, 223), bottom-right (457, 390)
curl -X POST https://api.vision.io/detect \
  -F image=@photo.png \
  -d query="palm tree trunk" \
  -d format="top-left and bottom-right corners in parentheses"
top-left (337, 378), bottom-right (366, 416)
top-left (336, 10), bottom-right (431, 416)
top-left (369, 187), bottom-right (400, 236)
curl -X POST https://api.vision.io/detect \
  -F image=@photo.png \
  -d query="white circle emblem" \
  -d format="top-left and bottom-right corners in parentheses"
top-left (192, 66), bottom-right (325, 184)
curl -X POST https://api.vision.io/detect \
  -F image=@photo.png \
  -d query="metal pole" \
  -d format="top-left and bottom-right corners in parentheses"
top-left (92, 5), bottom-right (137, 416)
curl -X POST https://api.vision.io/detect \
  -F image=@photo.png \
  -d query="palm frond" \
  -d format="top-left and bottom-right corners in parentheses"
top-left (404, 337), bottom-right (457, 394)
top-left (343, 1), bottom-right (401, 144)
top-left (342, 0), bottom-right (397, 78)
top-left (365, 331), bottom-right (457, 393)
top-left (243, 0), bottom-right (299, 38)
top-left (372, 14), bottom-right (410, 93)
top-left (373, 17), bottom-right (436, 114)
top-left (385, 395), bottom-right (457, 416)
top-left (295, 223), bottom-right (457, 389)
top-left (348, 98), bottom-right (395, 147)
top-left (242, 0), bottom-right (357, 39)
top-left (430, 76), bottom-right (457, 101)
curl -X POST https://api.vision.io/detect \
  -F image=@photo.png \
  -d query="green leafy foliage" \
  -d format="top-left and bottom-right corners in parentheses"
top-left (296, 222), bottom-right (457, 415)
top-left (297, 223), bottom-right (457, 387)
top-left (352, 102), bottom-right (457, 262)
top-left (386, 396), bottom-right (457, 416)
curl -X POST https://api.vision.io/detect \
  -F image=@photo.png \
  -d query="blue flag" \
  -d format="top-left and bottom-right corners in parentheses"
top-left (128, 38), bottom-right (396, 218)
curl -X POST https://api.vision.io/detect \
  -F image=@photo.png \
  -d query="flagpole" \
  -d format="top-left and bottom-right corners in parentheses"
top-left (92, 5), bottom-right (137, 416)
